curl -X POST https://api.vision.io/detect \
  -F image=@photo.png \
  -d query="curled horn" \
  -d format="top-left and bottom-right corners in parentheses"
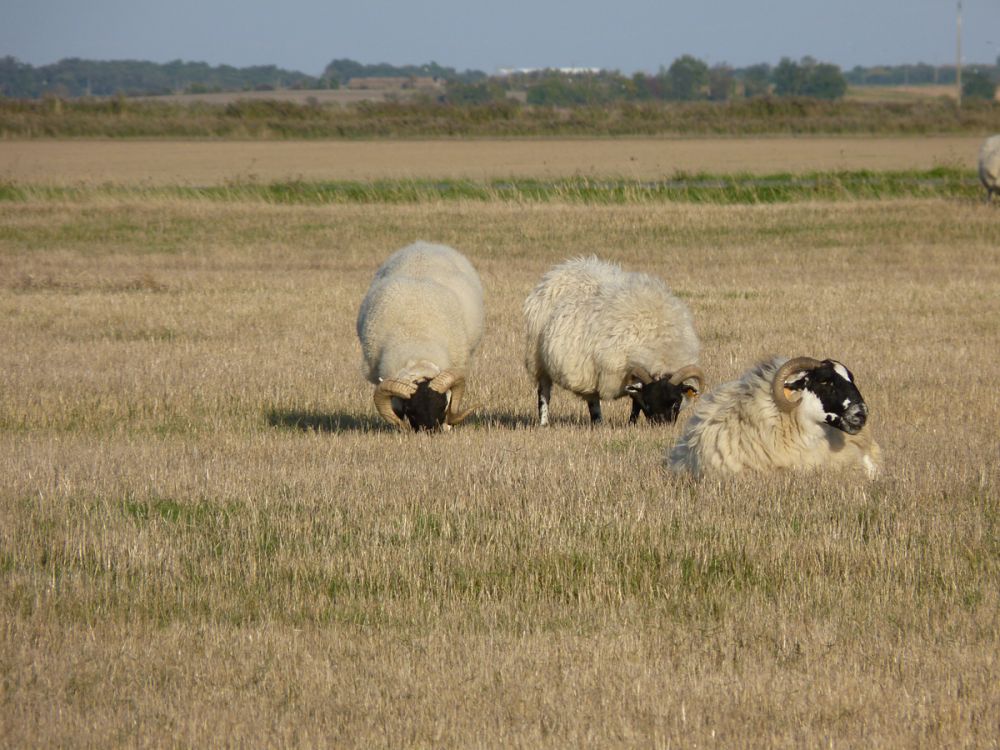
top-left (373, 378), bottom-right (418, 429)
top-left (668, 365), bottom-right (706, 394)
top-left (629, 365), bottom-right (653, 384)
top-left (772, 357), bottom-right (823, 412)
top-left (429, 369), bottom-right (474, 426)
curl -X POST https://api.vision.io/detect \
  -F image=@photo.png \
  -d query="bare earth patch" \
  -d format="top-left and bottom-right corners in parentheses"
top-left (0, 135), bottom-right (985, 185)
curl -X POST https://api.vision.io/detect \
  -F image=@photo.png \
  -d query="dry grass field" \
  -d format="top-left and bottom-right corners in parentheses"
top-left (847, 83), bottom-right (1000, 103)
top-left (0, 135), bottom-right (987, 186)
top-left (1, 152), bottom-right (999, 745)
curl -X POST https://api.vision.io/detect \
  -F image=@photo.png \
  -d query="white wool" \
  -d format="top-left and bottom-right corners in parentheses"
top-left (523, 256), bottom-right (700, 402)
top-left (668, 356), bottom-right (882, 479)
top-left (357, 241), bottom-right (484, 384)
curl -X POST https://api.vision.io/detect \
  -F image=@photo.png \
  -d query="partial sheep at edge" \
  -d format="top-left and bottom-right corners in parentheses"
top-left (979, 134), bottom-right (1000, 201)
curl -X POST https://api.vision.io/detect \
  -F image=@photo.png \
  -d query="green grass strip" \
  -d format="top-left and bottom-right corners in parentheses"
top-left (0, 168), bottom-right (985, 205)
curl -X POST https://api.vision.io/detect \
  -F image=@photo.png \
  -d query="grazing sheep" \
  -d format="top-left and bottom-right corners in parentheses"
top-left (667, 356), bottom-right (882, 479)
top-left (979, 135), bottom-right (1000, 202)
top-left (356, 241), bottom-right (484, 431)
top-left (523, 256), bottom-right (704, 426)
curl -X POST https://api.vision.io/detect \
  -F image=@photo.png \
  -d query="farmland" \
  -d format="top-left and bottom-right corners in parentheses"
top-left (1, 136), bottom-right (999, 746)
top-left (0, 135), bottom-right (988, 185)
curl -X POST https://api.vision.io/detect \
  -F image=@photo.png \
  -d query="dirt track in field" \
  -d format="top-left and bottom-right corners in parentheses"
top-left (0, 136), bottom-right (985, 186)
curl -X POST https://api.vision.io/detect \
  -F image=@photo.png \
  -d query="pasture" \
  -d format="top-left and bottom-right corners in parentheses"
top-left (1, 138), bottom-right (999, 746)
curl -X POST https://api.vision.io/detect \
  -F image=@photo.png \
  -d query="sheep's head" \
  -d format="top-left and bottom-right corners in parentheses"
top-left (772, 357), bottom-right (868, 435)
top-left (625, 365), bottom-right (705, 424)
top-left (373, 369), bottom-right (474, 432)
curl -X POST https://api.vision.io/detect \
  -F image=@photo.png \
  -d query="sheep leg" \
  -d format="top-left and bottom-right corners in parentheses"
top-left (628, 399), bottom-right (642, 424)
top-left (586, 396), bottom-right (603, 425)
top-left (537, 376), bottom-right (553, 426)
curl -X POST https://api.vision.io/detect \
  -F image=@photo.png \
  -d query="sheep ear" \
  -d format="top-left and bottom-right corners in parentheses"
top-left (625, 381), bottom-right (643, 395)
top-left (783, 371), bottom-right (809, 390)
top-left (782, 386), bottom-right (802, 403)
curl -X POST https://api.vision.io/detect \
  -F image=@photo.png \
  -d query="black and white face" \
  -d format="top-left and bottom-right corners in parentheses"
top-left (625, 376), bottom-right (699, 424)
top-left (784, 359), bottom-right (869, 434)
top-left (395, 380), bottom-right (449, 432)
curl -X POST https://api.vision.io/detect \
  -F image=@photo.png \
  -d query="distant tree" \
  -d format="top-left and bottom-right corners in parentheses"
top-left (521, 70), bottom-right (631, 106)
top-left (772, 57), bottom-right (806, 96)
top-left (322, 57), bottom-right (486, 86)
top-left (446, 80), bottom-right (506, 105)
top-left (801, 63), bottom-right (847, 99)
top-left (846, 65), bottom-right (867, 85)
top-left (865, 65), bottom-right (895, 84)
top-left (907, 63), bottom-right (936, 84)
top-left (665, 55), bottom-right (709, 100)
top-left (633, 72), bottom-right (665, 100)
top-left (0, 56), bottom-right (38, 97)
top-left (525, 74), bottom-right (586, 106)
top-left (773, 57), bottom-right (846, 99)
top-left (740, 63), bottom-right (771, 97)
top-left (626, 72), bottom-right (649, 100)
top-left (0, 57), bottom-right (325, 98)
top-left (963, 69), bottom-right (997, 101)
top-left (708, 65), bottom-right (735, 101)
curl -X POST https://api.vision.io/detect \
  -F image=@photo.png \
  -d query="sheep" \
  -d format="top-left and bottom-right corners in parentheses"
top-left (979, 135), bottom-right (1000, 202)
top-left (356, 241), bottom-right (484, 431)
top-left (523, 256), bottom-right (704, 426)
top-left (667, 356), bottom-right (882, 479)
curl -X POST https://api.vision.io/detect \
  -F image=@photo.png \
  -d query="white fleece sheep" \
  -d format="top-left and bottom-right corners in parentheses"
top-left (667, 356), bottom-right (882, 479)
top-left (523, 256), bottom-right (703, 425)
top-left (979, 135), bottom-right (1000, 201)
top-left (356, 241), bottom-right (484, 430)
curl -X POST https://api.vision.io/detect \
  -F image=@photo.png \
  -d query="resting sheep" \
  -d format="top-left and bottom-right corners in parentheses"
top-left (979, 135), bottom-right (1000, 202)
top-left (667, 356), bottom-right (882, 479)
top-left (356, 241), bottom-right (484, 431)
top-left (523, 256), bottom-right (704, 426)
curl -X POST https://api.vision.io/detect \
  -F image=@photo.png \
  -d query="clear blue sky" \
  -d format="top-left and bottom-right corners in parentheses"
top-left (3, 0), bottom-right (998, 75)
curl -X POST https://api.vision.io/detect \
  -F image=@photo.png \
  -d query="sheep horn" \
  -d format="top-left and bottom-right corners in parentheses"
top-left (668, 365), bottom-right (705, 394)
top-left (373, 378), bottom-right (418, 429)
top-left (430, 369), bottom-right (474, 426)
top-left (772, 357), bottom-right (823, 412)
top-left (629, 365), bottom-right (653, 384)
top-left (428, 369), bottom-right (458, 394)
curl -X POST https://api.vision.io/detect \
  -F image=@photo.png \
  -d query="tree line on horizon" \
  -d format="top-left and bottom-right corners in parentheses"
top-left (0, 54), bottom-right (997, 103)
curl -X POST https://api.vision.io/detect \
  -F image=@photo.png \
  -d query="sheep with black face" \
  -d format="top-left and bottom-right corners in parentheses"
top-left (523, 256), bottom-right (704, 426)
top-left (356, 241), bottom-right (484, 431)
top-left (667, 356), bottom-right (882, 478)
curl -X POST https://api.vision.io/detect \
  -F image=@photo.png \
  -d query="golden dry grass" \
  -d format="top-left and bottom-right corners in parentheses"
top-left (1, 191), bottom-right (999, 746)
top-left (847, 83), bottom-right (1000, 103)
top-left (0, 135), bottom-right (988, 186)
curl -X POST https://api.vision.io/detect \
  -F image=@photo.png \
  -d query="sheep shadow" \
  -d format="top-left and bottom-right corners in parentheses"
top-left (266, 407), bottom-right (539, 433)
top-left (265, 408), bottom-right (388, 433)
top-left (470, 409), bottom-right (536, 430)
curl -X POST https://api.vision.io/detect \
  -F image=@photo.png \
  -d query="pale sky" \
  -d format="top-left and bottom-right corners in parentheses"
top-left (3, 0), bottom-right (998, 75)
